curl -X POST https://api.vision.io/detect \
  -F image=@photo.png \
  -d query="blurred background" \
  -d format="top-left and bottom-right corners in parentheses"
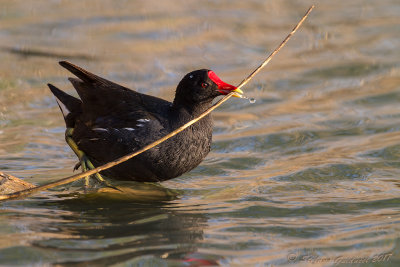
top-left (0, 0), bottom-right (399, 266)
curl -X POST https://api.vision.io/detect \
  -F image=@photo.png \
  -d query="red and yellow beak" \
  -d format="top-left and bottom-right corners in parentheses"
top-left (208, 71), bottom-right (244, 97)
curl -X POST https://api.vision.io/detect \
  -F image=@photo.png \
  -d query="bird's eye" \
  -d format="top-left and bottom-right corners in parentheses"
top-left (201, 82), bottom-right (209, 88)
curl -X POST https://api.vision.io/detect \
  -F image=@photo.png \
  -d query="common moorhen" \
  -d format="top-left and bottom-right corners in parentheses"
top-left (48, 61), bottom-right (242, 183)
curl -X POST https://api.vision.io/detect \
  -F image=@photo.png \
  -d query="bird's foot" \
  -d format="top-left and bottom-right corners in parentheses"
top-left (79, 155), bottom-right (109, 188)
top-left (65, 128), bottom-right (119, 191)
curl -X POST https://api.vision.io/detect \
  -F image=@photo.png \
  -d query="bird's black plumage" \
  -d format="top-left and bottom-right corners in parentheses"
top-left (49, 61), bottom-right (238, 182)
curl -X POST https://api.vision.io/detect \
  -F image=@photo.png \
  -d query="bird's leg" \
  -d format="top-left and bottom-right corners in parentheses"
top-left (65, 128), bottom-right (107, 188)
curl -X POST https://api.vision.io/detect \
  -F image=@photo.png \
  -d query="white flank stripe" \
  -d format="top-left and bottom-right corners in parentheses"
top-left (93, 128), bottom-right (108, 132)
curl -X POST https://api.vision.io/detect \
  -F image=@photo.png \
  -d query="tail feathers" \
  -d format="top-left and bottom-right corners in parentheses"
top-left (67, 77), bottom-right (92, 102)
top-left (59, 61), bottom-right (110, 86)
top-left (48, 83), bottom-right (82, 127)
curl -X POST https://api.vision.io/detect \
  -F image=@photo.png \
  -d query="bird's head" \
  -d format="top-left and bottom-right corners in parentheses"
top-left (173, 69), bottom-right (243, 108)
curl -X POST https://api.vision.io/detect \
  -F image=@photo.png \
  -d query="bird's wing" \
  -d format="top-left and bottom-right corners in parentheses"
top-left (72, 112), bottom-right (167, 164)
top-left (59, 61), bottom-right (173, 163)
top-left (59, 61), bottom-right (171, 118)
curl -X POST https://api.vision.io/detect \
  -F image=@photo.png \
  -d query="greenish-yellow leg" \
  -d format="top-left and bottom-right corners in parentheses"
top-left (65, 128), bottom-right (107, 187)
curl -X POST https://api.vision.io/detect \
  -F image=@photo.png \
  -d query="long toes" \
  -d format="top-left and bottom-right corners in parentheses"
top-left (78, 155), bottom-right (113, 189)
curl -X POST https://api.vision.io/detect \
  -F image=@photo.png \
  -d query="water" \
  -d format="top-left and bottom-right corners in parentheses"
top-left (1, 0), bottom-right (400, 266)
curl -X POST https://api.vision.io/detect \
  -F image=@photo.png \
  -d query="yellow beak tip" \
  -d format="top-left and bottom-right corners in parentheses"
top-left (232, 88), bottom-right (244, 98)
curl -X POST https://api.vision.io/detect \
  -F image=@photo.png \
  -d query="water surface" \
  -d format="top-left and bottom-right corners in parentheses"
top-left (1, 0), bottom-right (399, 266)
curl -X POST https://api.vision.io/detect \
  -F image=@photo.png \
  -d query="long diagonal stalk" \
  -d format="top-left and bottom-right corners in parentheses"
top-left (0, 5), bottom-right (314, 201)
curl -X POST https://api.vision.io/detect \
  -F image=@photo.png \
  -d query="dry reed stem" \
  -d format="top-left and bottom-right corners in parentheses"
top-left (0, 5), bottom-right (315, 201)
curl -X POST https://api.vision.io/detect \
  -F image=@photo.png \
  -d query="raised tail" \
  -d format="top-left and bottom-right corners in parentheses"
top-left (48, 83), bottom-right (82, 128)
top-left (59, 61), bottom-right (114, 86)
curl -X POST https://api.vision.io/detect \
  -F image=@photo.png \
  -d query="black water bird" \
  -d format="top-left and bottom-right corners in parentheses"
top-left (49, 61), bottom-right (242, 183)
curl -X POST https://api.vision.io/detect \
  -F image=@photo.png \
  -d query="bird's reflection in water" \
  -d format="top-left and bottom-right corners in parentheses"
top-left (28, 184), bottom-right (220, 266)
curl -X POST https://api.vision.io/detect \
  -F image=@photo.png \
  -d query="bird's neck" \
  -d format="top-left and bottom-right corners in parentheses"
top-left (170, 101), bottom-right (214, 131)
top-left (172, 99), bottom-right (213, 118)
